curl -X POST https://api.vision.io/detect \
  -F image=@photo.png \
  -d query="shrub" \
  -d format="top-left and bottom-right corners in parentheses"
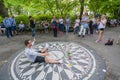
top-left (34, 14), bottom-right (52, 22)
top-left (15, 15), bottom-right (29, 25)
top-left (0, 16), bottom-right (3, 22)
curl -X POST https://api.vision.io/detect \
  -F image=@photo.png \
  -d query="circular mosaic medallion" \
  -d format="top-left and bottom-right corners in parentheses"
top-left (10, 42), bottom-right (97, 80)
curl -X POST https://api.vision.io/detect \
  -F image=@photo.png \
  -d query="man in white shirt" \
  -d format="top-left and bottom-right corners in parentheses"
top-left (78, 13), bottom-right (89, 37)
top-left (24, 39), bottom-right (62, 63)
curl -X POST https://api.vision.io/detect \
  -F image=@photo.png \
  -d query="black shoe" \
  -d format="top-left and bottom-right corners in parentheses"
top-left (78, 35), bottom-right (80, 37)
top-left (82, 35), bottom-right (85, 38)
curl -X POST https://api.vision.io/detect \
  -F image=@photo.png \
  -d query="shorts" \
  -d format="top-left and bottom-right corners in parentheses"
top-left (34, 56), bottom-right (45, 63)
top-left (99, 28), bottom-right (104, 31)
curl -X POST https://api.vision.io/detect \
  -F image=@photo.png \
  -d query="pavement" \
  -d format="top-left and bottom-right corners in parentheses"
top-left (0, 26), bottom-right (120, 80)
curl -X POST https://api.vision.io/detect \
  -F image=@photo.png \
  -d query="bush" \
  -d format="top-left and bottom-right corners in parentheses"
top-left (14, 14), bottom-right (77, 26)
top-left (34, 14), bottom-right (52, 22)
top-left (0, 16), bottom-right (3, 22)
top-left (15, 15), bottom-right (29, 25)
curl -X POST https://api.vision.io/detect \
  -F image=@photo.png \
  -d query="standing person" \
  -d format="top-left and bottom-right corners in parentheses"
top-left (24, 39), bottom-right (62, 63)
top-left (96, 15), bottom-right (107, 43)
top-left (10, 15), bottom-right (17, 35)
top-left (44, 20), bottom-right (49, 33)
top-left (29, 16), bottom-right (36, 38)
top-left (78, 13), bottom-right (89, 37)
top-left (73, 16), bottom-right (80, 34)
top-left (89, 20), bottom-right (93, 36)
top-left (3, 15), bottom-right (13, 38)
top-left (90, 16), bottom-right (97, 35)
top-left (65, 15), bottom-right (70, 34)
top-left (59, 16), bottom-right (64, 36)
top-left (40, 21), bottom-right (44, 33)
top-left (51, 16), bottom-right (58, 37)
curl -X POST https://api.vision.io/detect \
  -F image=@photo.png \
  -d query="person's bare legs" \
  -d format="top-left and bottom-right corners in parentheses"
top-left (15, 30), bottom-right (18, 35)
top-left (45, 58), bottom-right (60, 64)
top-left (99, 31), bottom-right (103, 41)
top-left (96, 30), bottom-right (100, 42)
top-left (116, 35), bottom-right (120, 44)
top-left (96, 30), bottom-right (103, 42)
top-left (41, 48), bottom-right (48, 53)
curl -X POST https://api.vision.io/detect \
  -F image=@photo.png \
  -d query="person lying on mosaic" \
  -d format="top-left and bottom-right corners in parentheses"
top-left (24, 39), bottom-right (62, 64)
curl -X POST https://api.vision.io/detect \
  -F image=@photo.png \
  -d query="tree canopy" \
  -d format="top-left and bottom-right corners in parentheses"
top-left (0, 0), bottom-right (120, 19)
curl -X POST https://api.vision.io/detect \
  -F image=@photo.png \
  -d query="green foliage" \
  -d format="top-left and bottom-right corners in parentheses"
top-left (3, 0), bottom-right (120, 19)
top-left (88, 0), bottom-right (120, 18)
top-left (34, 14), bottom-right (52, 22)
top-left (3, 0), bottom-right (80, 16)
top-left (0, 16), bottom-right (3, 22)
top-left (15, 15), bottom-right (29, 25)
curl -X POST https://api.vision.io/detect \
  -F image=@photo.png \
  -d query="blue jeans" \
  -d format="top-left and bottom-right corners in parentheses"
top-left (19, 27), bottom-right (24, 32)
top-left (74, 26), bottom-right (79, 34)
top-left (31, 28), bottom-right (35, 37)
top-left (66, 23), bottom-right (70, 33)
top-left (5, 27), bottom-right (13, 38)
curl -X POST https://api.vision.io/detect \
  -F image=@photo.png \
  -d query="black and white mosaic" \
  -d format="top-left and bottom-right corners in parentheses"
top-left (10, 42), bottom-right (97, 80)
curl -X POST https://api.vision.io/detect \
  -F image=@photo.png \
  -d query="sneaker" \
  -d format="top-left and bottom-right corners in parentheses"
top-left (82, 35), bottom-right (85, 38)
top-left (45, 43), bottom-right (49, 49)
top-left (95, 40), bottom-right (99, 43)
top-left (96, 30), bottom-right (98, 33)
top-left (58, 60), bottom-right (63, 63)
top-left (78, 35), bottom-right (81, 37)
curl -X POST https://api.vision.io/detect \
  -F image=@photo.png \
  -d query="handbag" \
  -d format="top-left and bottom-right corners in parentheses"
top-left (51, 24), bottom-right (55, 29)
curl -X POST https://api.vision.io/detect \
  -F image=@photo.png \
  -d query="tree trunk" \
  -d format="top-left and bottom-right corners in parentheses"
top-left (79, 0), bottom-right (84, 20)
top-left (0, 0), bottom-right (8, 17)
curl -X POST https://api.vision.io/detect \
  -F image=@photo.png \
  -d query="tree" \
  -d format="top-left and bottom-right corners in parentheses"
top-left (79, 0), bottom-right (85, 20)
top-left (0, 0), bottom-right (8, 17)
top-left (88, 0), bottom-right (120, 18)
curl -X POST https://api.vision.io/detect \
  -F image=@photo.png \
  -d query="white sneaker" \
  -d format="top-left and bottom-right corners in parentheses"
top-left (45, 43), bottom-right (49, 49)
top-left (58, 60), bottom-right (63, 63)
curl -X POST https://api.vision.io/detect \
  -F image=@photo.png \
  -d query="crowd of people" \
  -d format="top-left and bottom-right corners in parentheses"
top-left (0, 14), bottom-right (120, 45)
top-left (0, 15), bottom-right (25, 37)
top-left (0, 14), bottom-right (120, 65)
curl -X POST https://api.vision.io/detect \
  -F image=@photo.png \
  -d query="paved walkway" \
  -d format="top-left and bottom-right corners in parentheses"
top-left (0, 27), bottom-right (120, 80)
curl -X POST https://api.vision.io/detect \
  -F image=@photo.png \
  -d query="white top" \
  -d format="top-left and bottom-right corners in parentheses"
top-left (65, 18), bottom-right (70, 24)
top-left (59, 19), bottom-right (64, 24)
top-left (19, 24), bottom-right (25, 28)
top-left (98, 19), bottom-right (107, 29)
top-left (76, 19), bottom-right (80, 26)
top-left (25, 47), bottom-right (40, 62)
top-left (75, 19), bottom-right (80, 24)
top-left (92, 18), bottom-right (96, 24)
top-left (24, 40), bottom-right (38, 62)
top-left (81, 16), bottom-right (89, 24)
